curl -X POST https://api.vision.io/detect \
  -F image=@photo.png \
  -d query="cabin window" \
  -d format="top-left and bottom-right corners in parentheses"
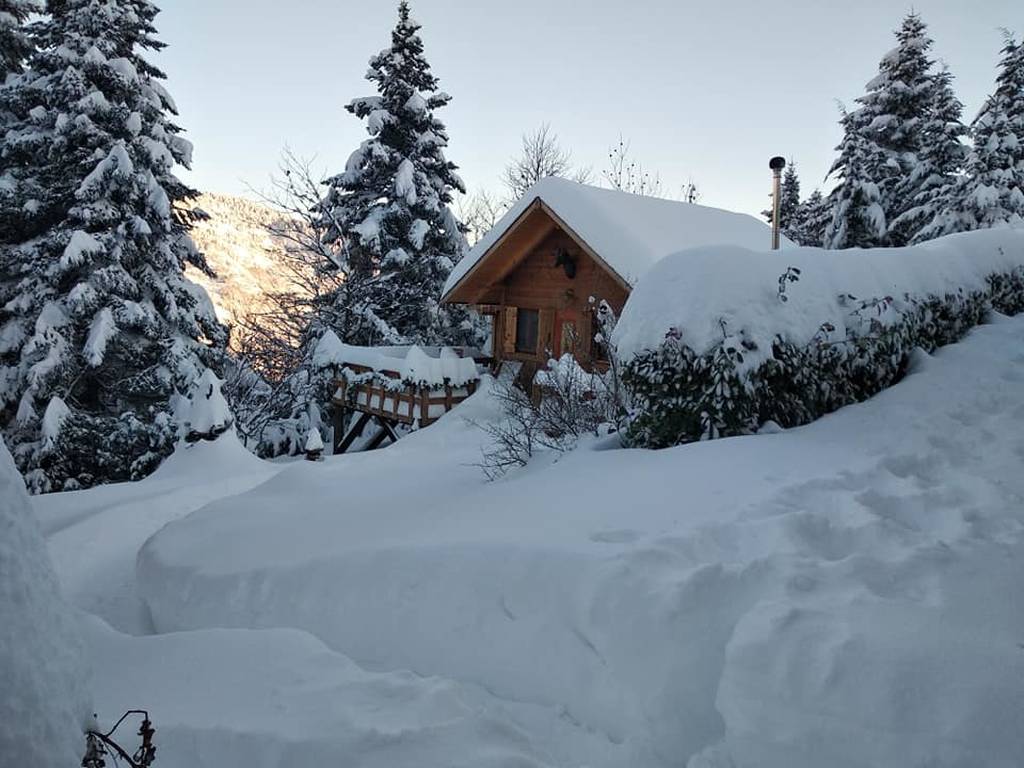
top-left (515, 308), bottom-right (540, 354)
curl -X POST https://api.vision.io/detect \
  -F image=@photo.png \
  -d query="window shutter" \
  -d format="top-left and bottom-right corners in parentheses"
top-left (502, 307), bottom-right (517, 356)
top-left (539, 309), bottom-right (553, 357)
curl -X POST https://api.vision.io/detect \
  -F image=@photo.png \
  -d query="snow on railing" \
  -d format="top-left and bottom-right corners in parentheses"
top-left (313, 331), bottom-right (484, 389)
top-left (314, 332), bottom-right (491, 434)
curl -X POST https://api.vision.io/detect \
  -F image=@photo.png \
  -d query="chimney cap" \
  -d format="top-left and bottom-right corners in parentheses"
top-left (769, 156), bottom-right (787, 171)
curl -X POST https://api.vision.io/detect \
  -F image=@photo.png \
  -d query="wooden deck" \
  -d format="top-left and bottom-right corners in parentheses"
top-left (329, 351), bottom-right (491, 454)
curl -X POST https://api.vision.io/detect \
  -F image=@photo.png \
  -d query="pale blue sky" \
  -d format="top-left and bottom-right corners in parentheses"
top-left (153, 0), bottom-right (1018, 217)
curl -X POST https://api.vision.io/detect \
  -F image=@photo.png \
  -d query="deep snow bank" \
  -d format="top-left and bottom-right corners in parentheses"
top-left (35, 432), bottom-right (282, 634)
top-left (0, 439), bottom-right (91, 767)
top-left (84, 616), bottom-right (620, 768)
top-left (138, 318), bottom-right (1024, 767)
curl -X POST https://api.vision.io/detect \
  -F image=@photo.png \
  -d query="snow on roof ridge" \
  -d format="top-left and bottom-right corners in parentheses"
top-left (443, 177), bottom-right (779, 300)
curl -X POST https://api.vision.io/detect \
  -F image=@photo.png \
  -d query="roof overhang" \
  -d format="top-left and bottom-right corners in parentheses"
top-left (441, 197), bottom-right (632, 305)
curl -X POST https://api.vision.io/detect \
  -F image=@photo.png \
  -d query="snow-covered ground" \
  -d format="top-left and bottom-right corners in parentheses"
top-left (35, 432), bottom-right (282, 635)
top-left (33, 315), bottom-right (1024, 767)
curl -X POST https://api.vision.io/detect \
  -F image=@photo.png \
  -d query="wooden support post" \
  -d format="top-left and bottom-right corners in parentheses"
top-left (331, 403), bottom-right (347, 454)
top-left (366, 416), bottom-right (400, 450)
top-left (419, 385), bottom-right (429, 426)
top-left (336, 412), bottom-right (373, 455)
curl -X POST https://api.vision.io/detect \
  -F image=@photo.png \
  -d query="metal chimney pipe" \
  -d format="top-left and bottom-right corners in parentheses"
top-left (769, 156), bottom-right (786, 250)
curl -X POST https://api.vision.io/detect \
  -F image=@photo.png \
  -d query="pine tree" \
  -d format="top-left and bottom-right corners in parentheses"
top-left (0, 0), bottom-right (36, 82)
top-left (778, 162), bottom-right (801, 240)
top-left (316, 1), bottom-right (474, 347)
top-left (893, 67), bottom-right (968, 243)
top-left (824, 110), bottom-right (888, 249)
top-left (0, 0), bottom-right (227, 492)
top-left (917, 34), bottom-right (1024, 238)
top-left (791, 189), bottom-right (830, 247)
top-left (853, 13), bottom-right (937, 243)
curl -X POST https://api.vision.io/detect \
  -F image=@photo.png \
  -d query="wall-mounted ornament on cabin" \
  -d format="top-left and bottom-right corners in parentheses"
top-left (554, 247), bottom-right (577, 279)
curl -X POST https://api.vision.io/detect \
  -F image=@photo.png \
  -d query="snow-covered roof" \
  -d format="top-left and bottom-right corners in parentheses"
top-left (442, 177), bottom-right (782, 300)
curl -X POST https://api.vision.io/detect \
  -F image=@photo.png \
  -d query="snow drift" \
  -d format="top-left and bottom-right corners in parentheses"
top-left (0, 439), bottom-right (91, 767)
top-left (137, 316), bottom-right (1024, 767)
top-left (83, 617), bottom-right (619, 768)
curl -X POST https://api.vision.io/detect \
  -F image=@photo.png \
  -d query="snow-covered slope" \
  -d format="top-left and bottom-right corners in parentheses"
top-left (83, 617), bottom-right (616, 768)
top-left (34, 433), bottom-right (282, 635)
top-left (0, 440), bottom-right (91, 767)
top-left (37, 435), bottom-right (632, 766)
top-left (185, 192), bottom-right (298, 333)
top-left (132, 315), bottom-right (1024, 767)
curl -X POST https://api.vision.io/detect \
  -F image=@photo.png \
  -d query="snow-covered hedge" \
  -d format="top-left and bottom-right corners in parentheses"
top-left (613, 229), bottom-right (1024, 448)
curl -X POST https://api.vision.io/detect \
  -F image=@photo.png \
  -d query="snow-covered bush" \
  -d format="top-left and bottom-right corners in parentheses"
top-left (477, 298), bottom-right (626, 478)
top-left (184, 369), bottom-right (233, 443)
top-left (304, 426), bottom-right (324, 461)
top-left (478, 355), bottom-right (624, 479)
top-left (615, 230), bottom-right (1024, 449)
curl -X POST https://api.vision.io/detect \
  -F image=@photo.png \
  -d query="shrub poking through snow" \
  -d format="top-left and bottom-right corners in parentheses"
top-left (477, 313), bottom-right (626, 479)
top-left (615, 230), bottom-right (1024, 449)
top-left (304, 426), bottom-right (324, 461)
top-left (185, 369), bottom-right (233, 443)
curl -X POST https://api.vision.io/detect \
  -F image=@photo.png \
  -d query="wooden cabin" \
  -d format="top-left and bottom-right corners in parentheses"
top-left (327, 180), bottom-right (777, 453)
top-left (441, 178), bottom-right (778, 376)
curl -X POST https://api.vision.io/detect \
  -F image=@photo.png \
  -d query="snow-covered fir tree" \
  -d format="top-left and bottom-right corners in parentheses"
top-left (316, 1), bottom-right (476, 347)
top-left (0, 0), bottom-right (37, 82)
top-left (824, 109), bottom-right (889, 249)
top-left (892, 66), bottom-right (969, 243)
top-left (916, 34), bottom-right (1024, 238)
top-left (0, 0), bottom-right (226, 492)
top-left (778, 162), bottom-right (801, 240)
top-left (852, 13), bottom-right (937, 244)
top-left (790, 189), bottom-right (830, 247)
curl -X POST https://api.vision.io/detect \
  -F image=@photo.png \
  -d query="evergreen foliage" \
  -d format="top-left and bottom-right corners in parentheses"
top-left (916, 35), bottom-right (1024, 238)
top-left (316, 1), bottom-right (477, 348)
top-left (0, 0), bottom-right (37, 82)
top-left (0, 0), bottom-right (226, 492)
top-left (856, 13), bottom-right (937, 241)
top-left (892, 67), bottom-right (969, 243)
top-left (824, 13), bottom-right (965, 248)
top-left (824, 109), bottom-right (889, 249)
top-left (790, 189), bottom-right (830, 247)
